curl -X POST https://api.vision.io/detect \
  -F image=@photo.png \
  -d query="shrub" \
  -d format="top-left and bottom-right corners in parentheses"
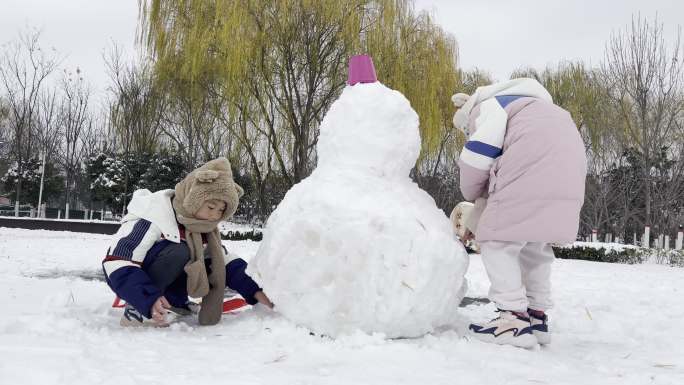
top-left (552, 245), bottom-right (645, 264)
top-left (553, 244), bottom-right (684, 267)
top-left (221, 229), bottom-right (263, 241)
top-left (648, 249), bottom-right (684, 267)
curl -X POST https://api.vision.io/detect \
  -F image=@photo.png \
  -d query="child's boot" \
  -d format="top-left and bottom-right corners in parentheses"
top-left (528, 308), bottom-right (550, 345)
top-left (168, 301), bottom-right (200, 316)
top-left (468, 310), bottom-right (537, 348)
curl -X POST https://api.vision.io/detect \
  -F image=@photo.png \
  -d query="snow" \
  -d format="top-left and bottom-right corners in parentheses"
top-left (1, 227), bottom-right (683, 384)
top-left (218, 221), bottom-right (262, 235)
top-left (0, 215), bottom-right (119, 224)
top-left (249, 82), bottom-right (469, 338)
top-left (568, 241), bottom-right (639, 252)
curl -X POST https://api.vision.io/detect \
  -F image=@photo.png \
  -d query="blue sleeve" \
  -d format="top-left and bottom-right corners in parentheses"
top-left (225, 258), bottom-right (261, 305)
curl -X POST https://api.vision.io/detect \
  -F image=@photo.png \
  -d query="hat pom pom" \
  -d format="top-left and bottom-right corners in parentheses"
top-left (196, 170), bottom-right (219, 182)
top-left (451, 93), bottom-right (470, 108)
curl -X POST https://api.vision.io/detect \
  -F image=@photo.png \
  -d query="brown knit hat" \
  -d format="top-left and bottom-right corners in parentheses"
top-left (174, 157), bottom-right (244, 221)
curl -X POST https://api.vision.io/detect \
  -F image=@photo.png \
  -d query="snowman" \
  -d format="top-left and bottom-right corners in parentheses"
top-left (248, 55), bottom-right (469, 338)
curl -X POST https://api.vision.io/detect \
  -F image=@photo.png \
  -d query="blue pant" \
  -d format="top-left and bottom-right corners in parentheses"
top-left (143, 242), bottom-right (260, 307)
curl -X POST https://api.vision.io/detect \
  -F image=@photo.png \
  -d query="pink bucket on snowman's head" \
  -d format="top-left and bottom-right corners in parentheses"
top-left (347, 55), bottom-right (377, 86)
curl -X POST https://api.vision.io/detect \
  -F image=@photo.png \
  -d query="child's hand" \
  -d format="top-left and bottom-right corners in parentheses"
top-left (151, 296), bottom-right (171, 324)
top-left (254, 291), bottom-right (274, 309)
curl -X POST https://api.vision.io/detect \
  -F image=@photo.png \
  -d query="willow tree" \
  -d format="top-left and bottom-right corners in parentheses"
top-left (138, 0), bottom-right (462, 215)
top-left (510, 62), bottom-right (607, 147)
top-left (362, 0), bottom-right (460, 165)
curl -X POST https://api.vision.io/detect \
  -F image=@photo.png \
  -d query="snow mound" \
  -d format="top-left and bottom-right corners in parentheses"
top-left (249, 82), bottom-right (469, 338)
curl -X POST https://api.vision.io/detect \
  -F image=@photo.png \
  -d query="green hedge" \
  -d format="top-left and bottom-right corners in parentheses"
top-left (221, 229), bottom-right (263, 241)
top-left (552, 246), bottom-right (644, 264)
top-left (651, 249), bottom-right (684, 267)
top-left (553, 245), bottom-right (684, 267)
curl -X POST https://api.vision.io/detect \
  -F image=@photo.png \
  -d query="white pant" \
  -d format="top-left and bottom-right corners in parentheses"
top-left (479, 241), bottom-right (555, 312)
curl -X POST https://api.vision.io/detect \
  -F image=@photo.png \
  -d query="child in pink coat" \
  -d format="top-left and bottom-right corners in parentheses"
top-left (452, 78), bottom-right (586, 348)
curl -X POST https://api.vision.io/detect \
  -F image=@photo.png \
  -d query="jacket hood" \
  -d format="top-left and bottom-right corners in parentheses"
top-left (124, 189), bottom-right (181, 243)
top-left (453, 78), bottom-right (552, 134)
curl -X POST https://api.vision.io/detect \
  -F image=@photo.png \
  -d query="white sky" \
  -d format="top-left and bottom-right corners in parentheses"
top-left (0, 0), bottom-right (682, 104)
top-left (0, 0), bottom-right (139, 107)
top-left (413, 0), bottom-right (683, 81)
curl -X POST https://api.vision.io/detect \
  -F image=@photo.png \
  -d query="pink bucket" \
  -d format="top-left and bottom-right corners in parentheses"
top-left (347, 54), bottom-right (378, 86)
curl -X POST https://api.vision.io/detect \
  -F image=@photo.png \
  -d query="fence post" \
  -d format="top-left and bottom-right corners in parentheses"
top-left (14, 201), bottom-right (19, 217)
top-left (676, 228), bottom-right (683, 250)
top-left (65, 203), bottom-right (70, 220)
top-left (57, 210), bottom-right (61, 219)
top-left (592, 229), bottom-right (598, 243)
top-left (84, 209), bottom-right (88, 220)
top-left (606, 233), bottom-right (613, 243)
top-left (664, 235), bottom-right (670, 251)
top-left (644, 226), bottom-right (650, 248)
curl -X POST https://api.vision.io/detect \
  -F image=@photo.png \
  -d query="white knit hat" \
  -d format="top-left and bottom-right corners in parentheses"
top-left (451, 93), bottom-right (470, 108)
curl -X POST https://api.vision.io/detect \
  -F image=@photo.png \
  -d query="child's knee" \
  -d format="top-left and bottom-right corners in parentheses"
top-left (158, 243), bottom-right (192, 267)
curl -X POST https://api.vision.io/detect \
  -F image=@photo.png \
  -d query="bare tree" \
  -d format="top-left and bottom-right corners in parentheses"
top-left (601, 16), bottom-right (684, 231)
top-left (80, 111), bottom-right (112, 158)
top-left (105, 46), bottom-right (168, 212)
top-left (59, 68), bottom-right (91, 208)
top-left (160, 76), bottom-right (218, 168)
top-left (35, 86), bottom-right (61, 164)
top-left (0, 29), bottom-right (60, 205)
top-left (105, 46), bottom-right (165, 156)
top-left (0, 97), bottom-right (10, 158)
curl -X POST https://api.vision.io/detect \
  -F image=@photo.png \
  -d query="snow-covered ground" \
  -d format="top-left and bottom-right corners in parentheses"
top-left (1, 227), bottom-right (682, 385)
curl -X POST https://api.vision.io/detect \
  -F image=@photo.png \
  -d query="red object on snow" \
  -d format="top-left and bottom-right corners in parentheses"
top-left (111, 295), bottom-right (248, 313)
top-left (112, 296), bottom-right (126, 308)
top-left (222, 297), bottom-right (248, 313)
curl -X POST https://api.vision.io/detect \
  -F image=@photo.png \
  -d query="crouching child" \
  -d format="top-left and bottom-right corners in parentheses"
top-left (102, 157), bottom-right (273, 327)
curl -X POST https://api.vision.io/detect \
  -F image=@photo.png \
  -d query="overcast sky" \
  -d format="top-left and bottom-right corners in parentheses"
top-left (1, 0), bottom-right (682, 104)
top-left (413, 0), bottom-right (683, 81)
top-left (0, 0), bottom-right (139, 107)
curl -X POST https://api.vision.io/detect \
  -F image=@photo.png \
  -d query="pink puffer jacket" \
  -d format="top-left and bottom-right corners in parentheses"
top-left (459, 97), bottom-right (587, 243)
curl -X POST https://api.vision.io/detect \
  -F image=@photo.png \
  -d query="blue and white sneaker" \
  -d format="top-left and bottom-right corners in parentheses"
top-left (528, 309), bottom-right (550, 345)
top-left (468, 310), bottom-right (537, 348)
top-left (120, 304), bottom-right (175, 328)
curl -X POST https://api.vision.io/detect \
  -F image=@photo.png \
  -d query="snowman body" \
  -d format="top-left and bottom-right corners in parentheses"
top-left (249, 82), bottom-right (469, 338)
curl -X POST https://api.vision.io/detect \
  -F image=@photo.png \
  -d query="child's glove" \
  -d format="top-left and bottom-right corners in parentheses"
top-left (449, 198), bottom-right (487, 240)
top-left (450, 201), bottom-right (474, 240)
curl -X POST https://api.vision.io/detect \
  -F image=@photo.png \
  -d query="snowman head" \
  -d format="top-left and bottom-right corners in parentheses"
top-left (316, 78), bottom-right (421, 178)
